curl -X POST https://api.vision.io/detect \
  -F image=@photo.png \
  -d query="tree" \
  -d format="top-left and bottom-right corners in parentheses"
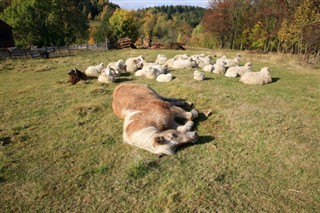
top-left (109, 9), bottom-right (139, 41)
top-left (1, 0), bottom-right (89, 47)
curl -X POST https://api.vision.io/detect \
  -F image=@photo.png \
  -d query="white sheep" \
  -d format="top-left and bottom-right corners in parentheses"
top-left (98, 68), bottom-right (116, 84)
top-left (216, 55), bottom-right (227, 64)
top-left (85, 63), bottom-right (104, 77)
top-left (191, 54), bottom-right (212, 68)
top-left (194, 70), bottom-right (205, 81)
top-left (155, 54), bottom-right (168, 65)
top-left (156, 73), bottom-right (174, 82)
top-left (212, 61), bottom-right (226, 74)
top-left (203, 64), bottom-right (214, 72)
top-left (239, 67), bottom-right (272, 85)
top-left (173, 54), bottom-right (188, 60)
top-left (164, 58), bottom-right (175, 68)
top-left (225, 62), bottom-right (253, 78)
top-left (135, 69), bottom-right (147, 77)
top-left (171, 58), bottom-right (198, 69)
top-left (224, 56), bottom-right (241, 68)
top-left (107, 59), bottom-right (126, 76)
top-left (145, 65), bottom-right (168, 79)
top-left (125, 55), bottom-right (144, 72)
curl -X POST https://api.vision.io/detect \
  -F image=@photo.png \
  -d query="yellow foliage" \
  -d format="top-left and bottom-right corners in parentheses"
top-left (88, 37), bottom-right (95, 45)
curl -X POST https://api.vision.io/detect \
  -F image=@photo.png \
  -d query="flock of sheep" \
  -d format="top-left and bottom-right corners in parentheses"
top-left (78, 53), bottom-right (272, 86)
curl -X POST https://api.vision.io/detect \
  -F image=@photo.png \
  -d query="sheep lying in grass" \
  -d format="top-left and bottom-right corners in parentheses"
top-left (135, 62), bottom-right (154, 77)
top-left (146, 65), bottom-right (169, 79)
top-left (156, 73), bottom-right (174, 82)
top-left (203, 64), bottom-right (214, 72)
top-left (194, 70), bottom-right (205, 81)
top-left (216, 55), bottom-right (227, 64)
top-left (125, 55), bottom-right (144, 72)
top-left (173, 54), bottom-right (188, 60)
top-left (107, 59), bottom-right (126, 76)
top-left (224, 56), bottom-right (241, 68)
top-left (212, 61), bottom-right (226, 74)
top-left (239, 67), bottom-right (272, 85)
top-left (85, 63), bottom-right (104, 77)
top-left (98, 68), bottom-right (116, 84)
top-left (225, 62), bottom-right (252, 77)
top-left (171, 58), bottom-right (198, 69)
top-left (155, 54), bottom-right (168, 65)
top-left (191, 54), bottom-right (212, 68)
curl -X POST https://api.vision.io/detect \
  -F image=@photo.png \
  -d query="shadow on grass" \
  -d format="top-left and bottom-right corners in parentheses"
top-left (271, 77), bottom-right (280, 83)
top-left (115, 78), bottom-right (134, 83)
top-left (121, 72), bottom-right (132, 77)
top-left (176, 135), bottom-right (215, 154)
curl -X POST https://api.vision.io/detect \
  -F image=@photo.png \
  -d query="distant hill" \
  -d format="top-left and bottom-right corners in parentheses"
top-left (137, 5), bottom-right (205, 28)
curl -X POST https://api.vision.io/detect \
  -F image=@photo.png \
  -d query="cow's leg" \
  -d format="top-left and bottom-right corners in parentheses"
top-left (172, 121), bottom-right (194, 132)
top-left (170, 106), bottom-right (198, 120)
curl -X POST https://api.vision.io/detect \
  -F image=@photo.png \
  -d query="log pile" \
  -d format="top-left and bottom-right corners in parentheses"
top-left (115, 37), bottom-right (132, 49)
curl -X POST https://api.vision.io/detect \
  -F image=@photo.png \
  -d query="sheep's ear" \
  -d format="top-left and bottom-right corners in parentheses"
top-left (154, 136), bottom-right (167, 145)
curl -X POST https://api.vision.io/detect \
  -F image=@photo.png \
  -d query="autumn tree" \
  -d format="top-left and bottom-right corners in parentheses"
top-left (109, 9), bottom-right (139, 41)
top-left (1, 0), bottom-right (89, 47)
top-left (278, 0), bottom-right (320, 55)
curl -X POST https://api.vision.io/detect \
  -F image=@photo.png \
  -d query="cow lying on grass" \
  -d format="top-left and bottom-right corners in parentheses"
top-left (68, 68), bottom-right (88, 84)
top-left (112, 84), bottom-right (199, 156)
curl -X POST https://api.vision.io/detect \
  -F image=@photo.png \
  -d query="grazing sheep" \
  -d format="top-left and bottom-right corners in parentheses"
top-left (194, 70), bottom-right (205, 81)
top-left (212, 61), bottom-right (226, 74)
top-left (155, 54), bottom-right (168, 65)
top-left (67, 68), bottom-right (88, 84)
top-left (156, 73), bottom-right (174, 82)
top-left (107, 59), bottom-right (126, 76)
top-left (239, 67), bottom-right (272, 85)
top-left (98, 68), bottom-right (116, 84)
top-left (85, 63), bottom-right (104, 77)
top-left (225, 62), bottom-right (253, 77)
top-left (125, 55), bottom-right (144, 72)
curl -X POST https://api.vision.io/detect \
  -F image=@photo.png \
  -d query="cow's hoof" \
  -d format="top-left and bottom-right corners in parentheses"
top-left (190, 109), bottom-right (199, 120)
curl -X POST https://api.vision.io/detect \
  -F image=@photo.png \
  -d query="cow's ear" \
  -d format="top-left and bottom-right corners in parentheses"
top-left (155, 136), bottom-right (167, 145)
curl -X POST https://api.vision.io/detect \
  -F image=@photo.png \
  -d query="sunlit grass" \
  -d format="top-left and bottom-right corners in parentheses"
top-left (0, 49), bottom-right (319, 212)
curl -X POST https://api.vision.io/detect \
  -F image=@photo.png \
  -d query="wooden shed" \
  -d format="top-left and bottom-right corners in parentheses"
top-left (0, 20), bottom-right (15, 48)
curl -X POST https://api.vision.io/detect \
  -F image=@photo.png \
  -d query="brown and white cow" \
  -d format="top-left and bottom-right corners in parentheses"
top-left (112, 84), bottom-right (199, 155)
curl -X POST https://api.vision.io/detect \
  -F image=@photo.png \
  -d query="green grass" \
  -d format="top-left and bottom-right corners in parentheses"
top-left (0, 49), bottom-right (319, 212)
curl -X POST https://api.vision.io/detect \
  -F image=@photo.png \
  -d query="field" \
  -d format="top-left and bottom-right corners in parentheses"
top-left (0, 49), bottom-right (319, 212)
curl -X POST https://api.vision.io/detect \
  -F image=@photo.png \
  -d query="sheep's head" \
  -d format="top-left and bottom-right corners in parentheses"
top-left (245, 62), bottom-right (253, 67)
top-left (261, 67), bottom-right (271, 76)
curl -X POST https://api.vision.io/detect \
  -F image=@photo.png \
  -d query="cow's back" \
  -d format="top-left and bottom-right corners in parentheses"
top-left (112, 84), bottom-right (160, 118)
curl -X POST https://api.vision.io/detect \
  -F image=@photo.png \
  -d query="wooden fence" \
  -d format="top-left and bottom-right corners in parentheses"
top-left (0, 42), bottom-right (109, 59)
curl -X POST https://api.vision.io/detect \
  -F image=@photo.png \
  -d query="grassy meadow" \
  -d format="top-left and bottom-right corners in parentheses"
top-left (0, 48), bottom-right (319, 212)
